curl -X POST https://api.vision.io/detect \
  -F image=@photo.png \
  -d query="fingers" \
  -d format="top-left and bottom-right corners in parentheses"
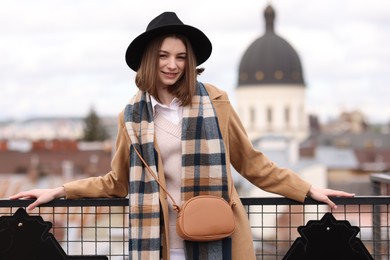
top-left (10, 190), bottom-right (42, 212)
top-left (9, 192), bottom-right (35, 200)
top-left (314, 188), bottom-right (355, 198)
top-left (324, 190), bottom-right (355, 199)
top-left (9, 192), bottom-right (22, 199)
top-left (26, 200), bottom-right (41, 212)
top-left (308, 187), bottom-right (342, 210)
top-left (308, 186), bottom-right (356, 210)
top-left (324, 197), bottom-right (337, 210)
top-left (315, 194), bottom-right (337, 210)
top-left (332, 190), bottom-right (355, 197)
top-left (325, 190), bottom-right (355, 210)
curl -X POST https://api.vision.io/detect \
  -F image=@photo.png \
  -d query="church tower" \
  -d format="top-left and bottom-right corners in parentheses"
top-left (236, 5), bottom-right (308, 142)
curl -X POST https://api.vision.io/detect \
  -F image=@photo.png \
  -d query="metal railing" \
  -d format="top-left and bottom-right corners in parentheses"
top-left (1, 173), bottom-right (390, 259)
top-left (242, 196), bottom-right (389, 259)
top-left (0, 198), bottom-right (129, 259)
top-left (1, 196), bottom-right (390, 259)
top-left (371, 173), bottom-right (390, 195)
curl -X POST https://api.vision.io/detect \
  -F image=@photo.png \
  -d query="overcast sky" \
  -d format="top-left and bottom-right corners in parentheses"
top-left (1, 0), bottom-right (389, 124)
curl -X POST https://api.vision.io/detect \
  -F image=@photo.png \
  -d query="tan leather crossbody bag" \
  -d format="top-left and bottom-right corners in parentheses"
top-left (133, 146), bottom-right (236, 242)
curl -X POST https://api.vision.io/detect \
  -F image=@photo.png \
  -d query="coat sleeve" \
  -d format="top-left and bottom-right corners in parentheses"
top-left (227, 102), bottom-right (311, 202)
top-left (202, 82), bottom-right (312, 203)
top-left (63, 112), bottom-right (130, 199)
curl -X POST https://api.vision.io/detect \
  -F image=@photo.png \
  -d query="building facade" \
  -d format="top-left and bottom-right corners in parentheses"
top-left (236, 5), bottom-right (308, 142)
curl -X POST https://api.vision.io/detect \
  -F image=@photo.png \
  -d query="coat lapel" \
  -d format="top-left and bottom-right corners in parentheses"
top-left (204, 83), bottom-right (231, 139)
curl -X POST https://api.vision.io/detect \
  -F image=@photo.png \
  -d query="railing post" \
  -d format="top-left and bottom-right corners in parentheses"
top-left (372, 203), bottom-right (382, 260)
top-left (371, 176), bottom-right (382, 260)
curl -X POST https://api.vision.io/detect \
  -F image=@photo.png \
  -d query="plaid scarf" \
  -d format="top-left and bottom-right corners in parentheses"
top-left (125, 82), bottom-right (231, 259)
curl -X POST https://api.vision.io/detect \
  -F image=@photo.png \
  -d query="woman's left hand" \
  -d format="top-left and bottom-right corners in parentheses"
top-left (307, 186), bottom-right (355, 209)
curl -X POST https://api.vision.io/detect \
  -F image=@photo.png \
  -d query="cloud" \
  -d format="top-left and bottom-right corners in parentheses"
top-left (1, 0), bottom-right (389, 124)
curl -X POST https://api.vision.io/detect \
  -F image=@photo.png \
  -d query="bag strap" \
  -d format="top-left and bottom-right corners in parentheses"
top-left (132, 145), bottom-right (180, 212)
top-left (132, 145), bottom-right (235, 212)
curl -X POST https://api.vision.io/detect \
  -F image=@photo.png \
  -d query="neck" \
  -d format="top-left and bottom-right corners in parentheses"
top-left (157, 87), bottom-right (175, 106)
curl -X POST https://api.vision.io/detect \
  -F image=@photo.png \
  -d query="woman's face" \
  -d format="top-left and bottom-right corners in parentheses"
top-left (157, 36), bottom-right (186, 89)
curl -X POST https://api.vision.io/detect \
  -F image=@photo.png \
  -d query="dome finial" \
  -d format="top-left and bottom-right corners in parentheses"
top-left (264, 4), bottom-right (275, 33)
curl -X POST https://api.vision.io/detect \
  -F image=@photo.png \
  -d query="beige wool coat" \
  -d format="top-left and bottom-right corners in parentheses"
top-left (63, 83), bottom-right (311, 260)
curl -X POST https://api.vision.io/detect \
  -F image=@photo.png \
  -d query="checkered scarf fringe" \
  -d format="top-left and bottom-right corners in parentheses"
top-left (125, 82), bottom-right (231, 259)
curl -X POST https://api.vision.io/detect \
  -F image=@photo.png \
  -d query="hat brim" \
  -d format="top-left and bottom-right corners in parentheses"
top-left (125, 24), bottom-right (212, 71)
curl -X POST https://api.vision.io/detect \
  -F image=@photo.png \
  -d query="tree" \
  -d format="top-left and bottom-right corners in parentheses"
top-left (82, 107), bottom-right (109, 141)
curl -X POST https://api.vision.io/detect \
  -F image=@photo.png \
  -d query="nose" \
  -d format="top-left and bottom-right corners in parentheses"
top-left (167, 57), bottom-right (177, 70)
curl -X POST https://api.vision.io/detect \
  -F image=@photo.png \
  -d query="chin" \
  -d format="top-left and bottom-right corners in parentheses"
top-left (163, 79), bottom-right (179, 86)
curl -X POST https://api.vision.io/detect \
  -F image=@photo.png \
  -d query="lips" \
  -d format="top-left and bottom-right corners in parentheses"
top-left (162, 71), bottom-right (178, 79)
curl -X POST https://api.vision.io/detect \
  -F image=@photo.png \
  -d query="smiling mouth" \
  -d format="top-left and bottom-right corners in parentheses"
top-left (162, 72), bottom-right (178, 78)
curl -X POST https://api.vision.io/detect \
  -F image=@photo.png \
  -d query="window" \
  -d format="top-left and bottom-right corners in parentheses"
top-left (267, 107), bottom-right (273, 126)
top-left (250, 106), bottom-right (256, 128)
top-left (285, 106), bottom-right (290, 126)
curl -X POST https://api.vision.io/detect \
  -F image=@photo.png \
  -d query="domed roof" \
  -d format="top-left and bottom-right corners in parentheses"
top-left (238, 5), bottom-right (305, 87)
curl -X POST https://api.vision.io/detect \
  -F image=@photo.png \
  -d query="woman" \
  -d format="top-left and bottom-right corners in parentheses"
top-left (11, 12), bottom-right (354, 260)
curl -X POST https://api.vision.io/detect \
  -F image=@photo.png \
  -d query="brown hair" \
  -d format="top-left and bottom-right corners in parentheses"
top-left (135, 34), bottom-right (203, 106)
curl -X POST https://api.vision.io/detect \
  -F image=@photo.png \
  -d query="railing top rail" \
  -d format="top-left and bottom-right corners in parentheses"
top-left (241, 196), bottom-right (390, 205)
top-left (1, 196), bottom-right (390, 208)
top-left (371, 172), bottom-right (390, 184)
top-left (0, 198), bottom-right (129, 208)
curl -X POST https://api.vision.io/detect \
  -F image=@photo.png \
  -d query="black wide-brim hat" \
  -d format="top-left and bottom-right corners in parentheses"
top-left (125, 12), bottom-right (212, 71)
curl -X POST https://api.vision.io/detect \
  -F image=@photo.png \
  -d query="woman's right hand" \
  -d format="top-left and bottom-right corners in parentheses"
top-left (10, 186), bottom-right (66, 211)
